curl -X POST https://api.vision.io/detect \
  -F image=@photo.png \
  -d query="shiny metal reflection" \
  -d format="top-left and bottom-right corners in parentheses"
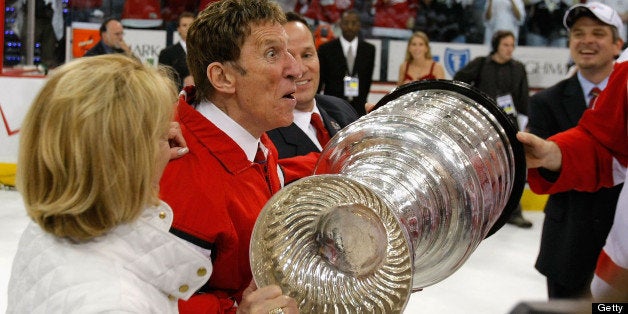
top-left (250, 80), bottom-right (525, 313)
top-left (250, 175), bottom-right (413, 313)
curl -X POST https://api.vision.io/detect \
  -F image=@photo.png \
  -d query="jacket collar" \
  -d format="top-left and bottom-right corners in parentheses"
top-left (177, 90), bottom-right (279, 175)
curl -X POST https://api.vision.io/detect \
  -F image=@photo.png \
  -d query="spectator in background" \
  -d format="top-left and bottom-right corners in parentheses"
top-left (353, 0), bottom-right (377, 38)
top-left (524, 0), bottom-right (570, 47)
top-left (99, 0), bottom-right (125, 20)
top-left (84, 18), bottom-right (134, 57)
top-left (297, 0), bottom-right (350, 25)
top-left (483, 0), bottom-right (526, 45)
top-left (454, 30), bottom-right (532, 228)
top-left (528, 1), bottom-right (624, 299)
top-left (120, 0), bottom-right (163, 28)
top-left (34, 0), bottom-right (64, 69)
top-left (372, 0), bottom-right (418, 30)
top-left (313, 23), bottom-right (336, 49)
top-left (397, 31), bottom-right (445, 85)
top-left (413, 0), bottom-right (469, 43)
top-left (160, 0), bottom-right (197, 23)
top-left (466, 0), bottom-right (489, 43)
top-left (318, 9), bottom-right (376, 116)
top-left (160, 0), bottom-right (197, 45)
top-left (68, 0), bottom-right (104, 22)
top-left (158, 0), bottom-right (311, 312)
top-left (159, 11), bottom-right (195, 90)
top-left (268, 12), bottom-right (359, 158)
top-left (7, 54), bottom-right (208, 313)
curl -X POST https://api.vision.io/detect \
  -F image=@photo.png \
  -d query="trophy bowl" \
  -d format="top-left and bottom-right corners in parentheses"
top-left (250, 80), bottom-right (526, 313)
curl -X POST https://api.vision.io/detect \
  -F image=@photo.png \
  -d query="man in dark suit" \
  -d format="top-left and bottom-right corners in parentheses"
top-left (454, 30), bottom-right (533, 228)
top-left (528, 2), bottom-right (624, 299)
top-left (84, 18), bottom-right (134, 57)
top-left (268, 12), bottom-right (358, 159)
top-left (318, 9), bottom-right (375, 116)
top-left (158, 12), bottom-right (195, 89)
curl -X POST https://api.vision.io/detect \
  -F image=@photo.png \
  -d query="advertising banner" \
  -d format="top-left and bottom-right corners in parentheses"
top-left (71, 22), bottom-right (100, 58)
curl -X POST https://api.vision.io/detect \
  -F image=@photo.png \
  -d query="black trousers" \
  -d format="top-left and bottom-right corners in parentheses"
top-left (546, 277), bottom-right (592, 299)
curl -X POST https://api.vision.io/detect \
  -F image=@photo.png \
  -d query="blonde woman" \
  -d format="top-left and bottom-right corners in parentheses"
top-left (7, 55), bottom-right (210, 313)
top-left (397, 31), bottom-right (445, 85)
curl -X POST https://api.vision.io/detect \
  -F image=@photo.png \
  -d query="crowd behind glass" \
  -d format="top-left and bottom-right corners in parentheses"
top-left (2, 0), bottom-right (625, 69)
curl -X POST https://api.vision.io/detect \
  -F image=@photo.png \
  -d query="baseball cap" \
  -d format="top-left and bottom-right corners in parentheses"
top-left (563, 2), bottom-right (625, 40)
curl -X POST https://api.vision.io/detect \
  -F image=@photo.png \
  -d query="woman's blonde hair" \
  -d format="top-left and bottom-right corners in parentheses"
top-left (17, 54), bottom-right (177, 241)
top-left (405, 31), bottom-right (432, 62)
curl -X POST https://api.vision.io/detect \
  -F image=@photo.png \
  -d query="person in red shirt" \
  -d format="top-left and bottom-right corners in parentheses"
top-left (397, 31), bottom-right (445, 85)
top-left (373, 0), bottom-right (417, 29)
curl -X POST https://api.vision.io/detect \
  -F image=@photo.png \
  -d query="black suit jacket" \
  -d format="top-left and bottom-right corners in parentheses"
top-left (318, 38), bottom-right (375, 116)
top-left (83, 40), bottom-right (125, 57)
top-left (528, 74), bottom-right (621, 289)
top-left (158, 42), bottom-right (189, 89)
top-left (267, 94), bottom-right (358, 159)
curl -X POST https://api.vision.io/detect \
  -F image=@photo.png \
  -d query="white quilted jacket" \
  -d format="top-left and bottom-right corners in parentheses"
top-left (7, 201), bottom-right (212, 313)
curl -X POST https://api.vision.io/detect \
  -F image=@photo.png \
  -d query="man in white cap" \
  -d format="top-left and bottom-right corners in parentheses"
top-left (518, 54), bottom-right (627, 302)
top-left (527, 1), bottom-right (624, 300)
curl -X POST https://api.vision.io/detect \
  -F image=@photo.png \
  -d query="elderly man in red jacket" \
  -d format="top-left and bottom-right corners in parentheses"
top-left (159, 0), bottom-right (316, 313)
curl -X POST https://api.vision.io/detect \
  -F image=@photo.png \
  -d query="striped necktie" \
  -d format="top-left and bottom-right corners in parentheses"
top-left (589, 87), bottom-right (601, 108)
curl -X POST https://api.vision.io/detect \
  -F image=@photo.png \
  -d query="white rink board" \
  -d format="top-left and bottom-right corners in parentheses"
top-left (0, 76), bottom-right (47, 163)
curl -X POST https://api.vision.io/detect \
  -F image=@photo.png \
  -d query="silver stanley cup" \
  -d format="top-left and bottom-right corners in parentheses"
top-left (250, 80), bottom-right (526, 313)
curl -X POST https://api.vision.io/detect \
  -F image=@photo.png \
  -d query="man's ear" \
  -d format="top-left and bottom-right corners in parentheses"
top-left (612, 39), bottom-right (625, 58)
top-left (207, 62), bottom-right (236, 94)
